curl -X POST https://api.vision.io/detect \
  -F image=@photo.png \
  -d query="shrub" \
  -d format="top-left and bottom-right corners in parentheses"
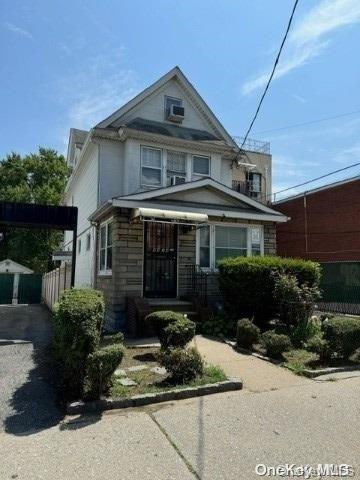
top-left (304, 334), bottom-right (330, 361)
top-left (273, 273), bottom-right (320, 326)
top-left (323, 316), bottom-right (360, 359)
top-left (84, 344), bottom-right (124, 400)
top-left (53, 288), bottom-right (105, 397)
top-left (218, 256), bottom-right (320, 324)
top-left (261, 331), bottom-right (292, 359)
top-left (145, 311), bottom-right (183, 338)
top-left (291, 315), bottom-right (323, 347)
top-left (201, 314), bottom-right (236, 338)
top-left (159, 347), bottom-right (204, 383)
top-left (161, 317), bottom-right (196, 349)
top-left (236, 318), bottom-right (260, 349)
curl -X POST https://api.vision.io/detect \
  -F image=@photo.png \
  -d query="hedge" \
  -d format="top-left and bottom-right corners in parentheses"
top-left (236, 318), bottom-right (260, 349)
top-left (53, 288), bottom-right (105, 398)
top-left (159, 347), bottom-right (204, 383)
top-left (218, 256), bottom-right (321, 323)
top-left (161, 317), bottom-right (196, 349)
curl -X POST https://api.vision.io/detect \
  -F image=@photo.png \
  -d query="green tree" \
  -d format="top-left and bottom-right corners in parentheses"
top-left (0, 148), bottom-right (70, 272)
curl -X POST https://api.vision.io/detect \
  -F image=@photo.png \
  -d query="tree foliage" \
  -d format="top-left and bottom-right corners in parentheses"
top-left (0, 148), bottom-right (70, 272)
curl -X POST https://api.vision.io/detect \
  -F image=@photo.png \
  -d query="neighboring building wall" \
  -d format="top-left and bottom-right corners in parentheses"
top-left (275, 179), bottom-right (360, 262)
top-left (98, 139), bottom-right (124, 204)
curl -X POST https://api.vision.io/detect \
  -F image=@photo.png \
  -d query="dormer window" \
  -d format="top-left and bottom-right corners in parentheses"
top-left (165, 96), bottom-right (182, 120)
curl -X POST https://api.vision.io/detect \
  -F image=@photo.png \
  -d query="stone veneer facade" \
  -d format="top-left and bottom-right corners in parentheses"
top-left (95, 207), bottom-right (277, 331)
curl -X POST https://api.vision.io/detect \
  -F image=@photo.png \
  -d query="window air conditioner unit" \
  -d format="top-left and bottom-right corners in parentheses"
top-left (168, 105), bottom-right (185, 122)
top-left (170, 175), bottom-right (186, 186)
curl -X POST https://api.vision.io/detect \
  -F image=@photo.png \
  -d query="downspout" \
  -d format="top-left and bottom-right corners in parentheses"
top-left (303, 193), bottom-right (308, 258)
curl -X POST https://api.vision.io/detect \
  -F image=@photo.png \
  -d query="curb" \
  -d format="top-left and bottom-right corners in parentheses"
top-left (67, 378), bottom-right (243, 415)
top-left (301, 365), bottom-right (360, 379)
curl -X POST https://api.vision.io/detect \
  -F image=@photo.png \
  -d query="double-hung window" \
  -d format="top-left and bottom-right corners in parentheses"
top-left (198, 225), bottom-right (263, 268)
top-left (166, 150), bottom-right (187, 186)
top-left (99, 220), bottom-right (112, 274)
top-left (193, 155), bottom-right (210, 180)
top-left (141, 147), bottom-right (162, 187)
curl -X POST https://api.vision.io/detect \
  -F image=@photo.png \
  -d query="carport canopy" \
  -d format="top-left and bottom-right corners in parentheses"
top-left (0, 201), bottom-right (78, 286)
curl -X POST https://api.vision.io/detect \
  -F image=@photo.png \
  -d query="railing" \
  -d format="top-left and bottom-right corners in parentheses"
top-left (185, 265), bottom-right (208, 306)
top-left (232, 137), bottom-right (270, 154)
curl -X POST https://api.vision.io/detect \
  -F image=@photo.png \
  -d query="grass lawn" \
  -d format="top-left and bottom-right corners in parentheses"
top-left (283, 349), bottom-right (360, 375)
top-left (110, 346), bottom-right (227, 399)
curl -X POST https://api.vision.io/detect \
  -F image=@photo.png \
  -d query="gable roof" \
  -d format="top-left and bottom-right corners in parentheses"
top-left (95, 66), bottom-right (237, 148)
top-left (0, 258), bottom-right (33, 273)
top-left (116, 178), bottom-right (287, 221)
top-left (66, 128), bottom-right (89, 164)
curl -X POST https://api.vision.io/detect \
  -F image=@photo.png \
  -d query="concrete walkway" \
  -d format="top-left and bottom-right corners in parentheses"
top-left (194, 335), bottom-right (309, 392)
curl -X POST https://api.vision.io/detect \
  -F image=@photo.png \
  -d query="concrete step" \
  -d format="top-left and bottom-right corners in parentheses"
top-left (147, 299), bottom-right (194, 313)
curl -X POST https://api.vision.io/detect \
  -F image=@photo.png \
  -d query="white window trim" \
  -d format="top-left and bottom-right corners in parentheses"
top-left (192, 154), bottom-right (211, 177)
top-left (141, 146), bottom-right (163, 188)
top-left (98, 218), bottom-right (113, 276)
top-left (196, 223), bottom-right (264, 270)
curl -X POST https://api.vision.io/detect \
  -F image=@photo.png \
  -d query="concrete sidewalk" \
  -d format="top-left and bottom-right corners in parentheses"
top-left (194, 335), bottom-right (309, 392)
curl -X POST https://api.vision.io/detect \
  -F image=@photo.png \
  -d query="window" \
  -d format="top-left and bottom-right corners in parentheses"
top-left (141, 147), bottom-right (162, 187)
top-left (165, 96), bottom-right (182, 119)
top-left (215, 226), bottom-right (247, 265)
top-left (78, 239), bottom-right (81, 254)
top-left (197, 225), bottom-right (263, 269)
top-left (99, 220), bottom-right (112, 274)
top-left (251, 227), bottom-right (262, 256)
top-left (248, 172), bottom-right (262, 197)
top-left (199, 226), bottom-right (210, 268)
top-left (166, 150), bottom-right (187, 186)
top-left (86, 232), bottom-right (91, 251)
top-left (193, 155), bottom-right (210, 178)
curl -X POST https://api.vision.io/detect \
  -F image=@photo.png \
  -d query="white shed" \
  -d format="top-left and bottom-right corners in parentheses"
top-left (0, 259), bottom-right (34, 274)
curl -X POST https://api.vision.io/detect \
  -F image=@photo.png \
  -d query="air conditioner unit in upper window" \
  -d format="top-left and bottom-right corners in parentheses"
top-left (168, 104), bottom-right (185, 122)
top-left (170, 175), bottom-right (186, 186)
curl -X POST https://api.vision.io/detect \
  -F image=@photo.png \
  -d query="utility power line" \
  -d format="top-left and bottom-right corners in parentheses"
top-left (273, 162), bottom-right (360, 199)
top-left (239, 0), bottom-right (300, 151)
top-left (254, 109), bottom-right (360, 135)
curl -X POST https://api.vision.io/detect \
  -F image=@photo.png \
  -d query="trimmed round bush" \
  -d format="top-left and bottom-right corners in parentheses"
top-left (161, 317), bottom-right (196, 349)
top-left (218, 256), bottom-right (321, 324)
top-left (236, 318), bottom-right (260, 349)
top-left (159, 347), bottom-right (204, 383)
top-left (323, 316), bottom-right (360, 359)
top-left (84, 344), bottom-right (124, 400)
top-left (101, 332), bottom-right (125, 346)
top-left (145, 311), bottom-right (183, 337)
top-left (304, 334), bottom-right (330, 360)
top-left (261, 331), bottom-right (292, 359)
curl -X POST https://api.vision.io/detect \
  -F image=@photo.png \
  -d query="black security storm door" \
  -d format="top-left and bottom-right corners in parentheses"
top-left (143, 222), bottom-right (177, 298)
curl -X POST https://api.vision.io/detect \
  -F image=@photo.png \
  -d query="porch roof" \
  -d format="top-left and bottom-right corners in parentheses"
top-left (131, 207), bottom-right (208, 225)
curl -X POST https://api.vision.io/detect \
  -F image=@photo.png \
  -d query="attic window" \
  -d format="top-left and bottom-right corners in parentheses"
top-left (165, 96), bottom-right (182, 119)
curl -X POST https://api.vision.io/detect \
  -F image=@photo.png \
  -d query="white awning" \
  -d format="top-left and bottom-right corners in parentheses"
top-left (131, 207), bottom-right (208, 225)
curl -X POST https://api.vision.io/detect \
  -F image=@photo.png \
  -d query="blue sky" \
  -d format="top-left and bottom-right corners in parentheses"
top-left (1, 0), bottom-right (360, 198)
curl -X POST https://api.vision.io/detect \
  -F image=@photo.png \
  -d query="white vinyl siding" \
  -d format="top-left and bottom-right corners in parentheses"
top-left (197, 224), bottom-right (263, 269)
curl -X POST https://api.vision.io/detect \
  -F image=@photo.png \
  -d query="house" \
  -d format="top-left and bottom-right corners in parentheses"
top-left (275, 176), bottom-right (360, 314)
top-left (63, 66), bottom-right (287, 331)
top-left (0, 259), bottom-right (33, 274)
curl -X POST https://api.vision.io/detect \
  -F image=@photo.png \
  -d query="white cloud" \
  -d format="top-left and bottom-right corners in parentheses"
top-left (57, 48), bottom-right (139, 131)
top-left (3, 22), bottom-right (33, 39)
top-left (241, 0), bottom-right (360, 95)
top-left (291, 93), bottom-right (307, 104)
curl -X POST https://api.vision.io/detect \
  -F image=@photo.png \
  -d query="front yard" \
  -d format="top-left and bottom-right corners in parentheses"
top-left (110, 346), bottom-right (226, 398)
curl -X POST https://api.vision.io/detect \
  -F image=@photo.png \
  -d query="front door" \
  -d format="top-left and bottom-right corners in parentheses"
top-left (143, 222), bottom-right (177, 298)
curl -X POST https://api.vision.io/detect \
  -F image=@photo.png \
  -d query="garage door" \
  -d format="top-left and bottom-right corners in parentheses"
top-left (18, 273), bottom-right (42, 304)
top-left (0, 274), bottom-right (14, 304)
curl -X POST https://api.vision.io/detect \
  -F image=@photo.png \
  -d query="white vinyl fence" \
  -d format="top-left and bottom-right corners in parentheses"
top-left (42, 263), bottom-right (72, 310)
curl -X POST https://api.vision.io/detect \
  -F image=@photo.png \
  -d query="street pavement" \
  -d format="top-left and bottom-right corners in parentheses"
top-left (1, 305), bottom-right (360, 479)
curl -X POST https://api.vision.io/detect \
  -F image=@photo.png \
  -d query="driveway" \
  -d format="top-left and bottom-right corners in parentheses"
top-left (0, 305), bottom-right (63, 435)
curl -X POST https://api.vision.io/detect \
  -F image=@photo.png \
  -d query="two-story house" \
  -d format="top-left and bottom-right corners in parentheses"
top-left (63, 66), bottom-right (287, 331)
